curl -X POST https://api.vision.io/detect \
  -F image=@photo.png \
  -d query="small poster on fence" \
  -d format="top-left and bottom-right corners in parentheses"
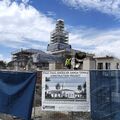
top-left (42, 71), bottom-right (90, 112)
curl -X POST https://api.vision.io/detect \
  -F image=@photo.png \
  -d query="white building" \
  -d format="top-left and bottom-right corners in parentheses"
top-left (74, 56), bottom-right (120, 70)
top-left (48, 89), bottom-right (75, 99)
top-left (61, 89), bottom-right (75, 98)
top-left (94, 56), bottom-right (120, 70)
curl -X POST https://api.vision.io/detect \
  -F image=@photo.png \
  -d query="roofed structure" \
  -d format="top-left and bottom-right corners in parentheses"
top-left (11, 48), bottom-right (63, 71)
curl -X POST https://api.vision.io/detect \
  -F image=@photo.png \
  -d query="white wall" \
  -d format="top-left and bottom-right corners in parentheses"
top-left (95, 58), bottom-right (120, 70)
top-left (49, 63), bottom-right (56, 70)
top-left (83, 58), bottom-right (95, 70)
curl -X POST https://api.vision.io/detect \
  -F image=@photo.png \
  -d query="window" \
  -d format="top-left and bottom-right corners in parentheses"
top-left (97, 63), bottom-right (103, 69)
top-left (105, 63), bottom-right (111, 70)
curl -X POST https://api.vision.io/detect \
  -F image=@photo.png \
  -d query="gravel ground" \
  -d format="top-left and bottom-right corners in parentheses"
top-left (31, 107), bottom-right (91, 120)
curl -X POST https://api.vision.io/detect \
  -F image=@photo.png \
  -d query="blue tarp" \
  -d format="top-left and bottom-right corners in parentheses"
top-left (0, 71), bottom-right (36, 120)
top-left (90, 70), bottom-right (120, 120)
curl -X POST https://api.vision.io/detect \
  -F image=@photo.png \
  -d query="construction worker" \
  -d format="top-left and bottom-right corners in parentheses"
top-left (65, 58), bottom-right (71, 69)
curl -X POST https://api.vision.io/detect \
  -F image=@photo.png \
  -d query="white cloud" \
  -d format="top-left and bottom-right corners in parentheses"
top-left (62, 0), bottom-right (120, 19)
top-left (0, 54), bottom-right (3, 60)
top-left (47, 11), bottom-right (56, 17)
top-left (69, 27), bottom-right (120, 58)
top-left (1, 0), bottom-right (120, 60)
top-left (22, 0), bottom-right (29, 4)
top-left (0, 54), bottom-right (10, 62)
top-left (0, 0), bottom-right (55, 50)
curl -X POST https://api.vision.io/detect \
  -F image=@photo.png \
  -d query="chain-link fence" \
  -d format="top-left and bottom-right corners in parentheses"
top-left (90, 70), bottom-right (120, 120)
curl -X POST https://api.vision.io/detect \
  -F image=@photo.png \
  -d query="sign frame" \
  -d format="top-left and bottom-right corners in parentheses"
top-left (42, 70), bottom-right (90, 112)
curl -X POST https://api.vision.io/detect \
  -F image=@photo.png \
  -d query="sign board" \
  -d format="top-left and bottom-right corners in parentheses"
top-left (42, 71), bottom-right (90, 112)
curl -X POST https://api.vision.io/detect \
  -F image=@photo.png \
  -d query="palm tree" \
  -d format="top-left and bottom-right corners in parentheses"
top-left (45, 84), bottom-right (49, 91)
top-left (45, 84), bottom-right (49, 98)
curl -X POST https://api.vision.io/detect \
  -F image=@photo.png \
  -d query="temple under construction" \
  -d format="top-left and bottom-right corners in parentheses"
top-left (9, 19), bottom-right (120, 71)
top-left (47, 19), bottom-right (71, 53)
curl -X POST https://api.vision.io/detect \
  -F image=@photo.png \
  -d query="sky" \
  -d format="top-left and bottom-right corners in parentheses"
top-left (0, 0), bottom-right (120, 62)
top-left (46, 76), bottom-right (85, 91)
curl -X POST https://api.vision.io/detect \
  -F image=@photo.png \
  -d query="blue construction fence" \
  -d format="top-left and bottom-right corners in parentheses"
top-left (1, 70), bottom-right (120, 120)
top-left (0, 71), bottom-right (37, 120)
top-left (90, 70), bottom-right (120, 120)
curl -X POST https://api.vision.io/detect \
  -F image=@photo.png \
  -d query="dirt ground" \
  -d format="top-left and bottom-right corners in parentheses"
top-left (31, 107), bottom-right (91, 120)
top-left (0, 107), bottom-right (91, 120)
top-left (0, 85), bottom-right (91, 120)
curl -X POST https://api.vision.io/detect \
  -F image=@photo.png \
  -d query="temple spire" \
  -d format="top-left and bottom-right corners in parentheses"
top-left (47, 19), bottom-right (71, 52)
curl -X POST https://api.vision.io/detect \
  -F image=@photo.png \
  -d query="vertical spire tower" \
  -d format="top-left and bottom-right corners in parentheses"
top-left (47, 19), bottom-right (71, 52)
top-left (50, 19), bottom-right (68, 44)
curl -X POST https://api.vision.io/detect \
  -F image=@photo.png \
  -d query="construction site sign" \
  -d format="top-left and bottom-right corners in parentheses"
top-left (42, 71), bottom-right (90, 112)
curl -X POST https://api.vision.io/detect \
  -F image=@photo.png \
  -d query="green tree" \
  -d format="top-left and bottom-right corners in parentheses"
top-left (0, 61), bottom-right (6, 69)
top-left (75, 52), bottom-right (86, 59)
top-left (77, 85), bottom-right (82, 91)
top-left (7, 61), bottom-right (13, 68)
top-left (56, 83), bottom-right (60, 90)
top-left (45, 84), bottom-right (49, 91)
top-left (83, 82), bottom-right (86, 89)
top-left (45, 77), bottom-right (50, 82)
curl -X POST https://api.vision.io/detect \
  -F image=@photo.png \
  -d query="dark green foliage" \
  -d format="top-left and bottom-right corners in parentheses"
top-left (0, 61), bottom-right (6, 69)
top-left (7, 61), bottom-right (13, 68)
top-left (75, 52), bottom-right (86, 59)
top-left (78, 85), bottom-right (82, 91)
top-left (45, 84), bottom-right (49, 90)
top-left (56, 83), bottom-right (60, 90)
top-left (83, 82), bottom-right (86, 89)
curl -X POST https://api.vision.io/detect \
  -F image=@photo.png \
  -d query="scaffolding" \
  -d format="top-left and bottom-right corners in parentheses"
top-left (90, 70), bottom-right (120, 120)
top-left (50, 19), bottom-right (69, 44)
top-left (47, 19), bottom-right (71, 52)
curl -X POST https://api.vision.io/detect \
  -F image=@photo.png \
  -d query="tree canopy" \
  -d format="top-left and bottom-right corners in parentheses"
top-left (56, 83), bottom-right (60, 90)
top-left (0, 61), bottom-right (6, 69)
top-left (75, 52), bottom-right (86, 59)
